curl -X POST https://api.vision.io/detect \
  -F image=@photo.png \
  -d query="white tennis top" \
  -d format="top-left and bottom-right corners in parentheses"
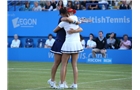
top-left (58, 15), bottom-right (80, 42)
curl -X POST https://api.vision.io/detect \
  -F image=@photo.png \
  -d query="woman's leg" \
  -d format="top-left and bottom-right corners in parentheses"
top-left (71, 53), bottom-right (79, 84)
top-left (51, 54), bottom-right (62, 81)
top-left (60, 53), bottom-right (70, 84)
top-left (64, 56), bottom-right (70, 81)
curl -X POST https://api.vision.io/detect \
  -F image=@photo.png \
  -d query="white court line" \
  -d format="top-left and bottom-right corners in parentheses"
top-left (8, 70), bottom-right (126, 76)
top-left (24, 77), bottom-right (131, 90)
top-left (8, 68), bottom-right (132, 74)
top-left (8, 68), bottom-right (51, 71)
top-left (24, 87), bottom-right (46, 90)
top-left (78, 77), bottom-right (132, 85)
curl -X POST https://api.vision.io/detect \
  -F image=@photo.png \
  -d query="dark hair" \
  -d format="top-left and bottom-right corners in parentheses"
top-left (123, 34), bottom-right (128, 38)
top-left (59, 7), bottom-right (68, 15)
top-left (110, 32), bottom-right (115, 38)
top-left (89, 33), bottom-right (94, 41)
top-left (48, 34), bottom-right (53, 37)
top-left (68, 1), bottom-right (73, 7)
top-left (99, 31), bottom-right (103, 34)
top-left (57, 1), bottom-right (64, 7)
top-left (90, 33), bottom-right (94, 38)
top-left (80, 35), bottom-right (84, 41)
top-left (25, 2), bottom-right (30, 8)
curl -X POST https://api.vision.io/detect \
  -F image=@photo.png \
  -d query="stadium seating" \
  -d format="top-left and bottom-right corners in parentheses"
top-left (25, 38), bottom-right (34, 48)
top-left (37, 38), bottom-right (46, 48)
top-left (7, 36), bottom-right (132, 50)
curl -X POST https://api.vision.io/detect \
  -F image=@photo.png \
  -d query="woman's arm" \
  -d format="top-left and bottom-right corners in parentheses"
top-left (10, 40), bottom-right (14, 48)
top-left (122, 42), bottom-right (131, 48)
top-left (119, 39), bottom-right (123, 47)
top-left (61, 17), bottom-right (73, 23)
top-left (86, 40), bottom-right (90, 48)
top-left (53, 26), bottom-right (61, 33)
top-left (67, 27), bottom-right (83, 34)
top-left (53, 22), bottom-right (65, 33)
top-left (61, 17), bottom-right (80, 25)
top-left (74, 27), bottom-right (83, 33)
top-left (17, 40), bottom-right (20, 48)
top-left (82, 40), bottom-right (85, 47)
top-left (93, 43), bottom-right (97, 48)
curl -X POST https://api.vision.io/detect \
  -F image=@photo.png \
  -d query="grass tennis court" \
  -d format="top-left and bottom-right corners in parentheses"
top-left (8, 62), bottom-right (132, 90)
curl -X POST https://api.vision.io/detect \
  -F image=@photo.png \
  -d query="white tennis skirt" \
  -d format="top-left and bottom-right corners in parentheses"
top-left (61, 41), bottom-right (84, 53)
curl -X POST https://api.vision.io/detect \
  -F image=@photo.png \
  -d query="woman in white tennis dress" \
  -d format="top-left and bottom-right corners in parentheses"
top-left (53, 7), bottom-right (83, 89)
top-left (60, 17), bottom-right (83, 53)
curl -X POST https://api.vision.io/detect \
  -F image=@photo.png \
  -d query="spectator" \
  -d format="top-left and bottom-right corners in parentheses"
top-left (45, 34), bottom-right (55, 48)
top-left (32, 1), bottom-right (42, 11)
top-left (88, 0), bottom-right (99, 10)
top-left (81, 0), bottom-right (88, 10)
top-left (51, 0), bottom-right (57, 11)
top-left (119, 1), bottom-right (130, 9)
top-left (80, 35), bottom-right (85, 49)
top-left (57, 0), bottom-right (64, 10)
top-left (74, 0), bottom-right (81, 10)
top-left (74, 0), bottom-right (81, 5)
top-left (86, 33), bottom-right (96, 49)
top-left (126, 0), bottom-right (131, 4)
top-left (113, 0), bottom-right (122, 9)
top-left (40, 0), bottom-right (46, 8)
top-left (129, 1), bottom-right (132, 9)
top-left (42, 1), bottom-right (53, 11)
top-left (99, 0), bottom-right (109, 4)
top-left (74, 2), bottom-right (82, 10)
top-left (119, 34), bottom-right (131, 50)
top-left (92, 31), bottom-right (107, 58)
top-left (22, 2), bottom-right (31, 11)
top-left (108, 0), bottom-right (115, 6)
top-left (98, 0), bottom-right (109, 10)
top-left (11, 34), bottom-right (20, 48)
top-left (67, 1), bottom-right (75, 9)
top-left (106, 32), bottom-right (116, 49)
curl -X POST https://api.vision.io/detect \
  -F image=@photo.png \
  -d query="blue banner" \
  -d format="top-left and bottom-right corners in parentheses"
top-left (8, 48), bottom-right (132, 64)
top-left (8, 10), bottom-right (132, 37)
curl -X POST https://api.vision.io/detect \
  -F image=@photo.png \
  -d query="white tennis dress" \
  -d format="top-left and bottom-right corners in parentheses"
top-left (58, 15), bottom-right (83, 53)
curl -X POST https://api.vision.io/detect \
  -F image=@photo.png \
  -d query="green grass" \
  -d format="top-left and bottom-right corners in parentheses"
top-left (8, 62), bottom-right (132, 90)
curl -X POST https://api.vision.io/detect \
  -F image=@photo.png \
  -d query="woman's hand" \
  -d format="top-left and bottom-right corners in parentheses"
top-left (67, 28), bottom-right (75, 34)
top-left (61, 17), bottom-right (67, 21)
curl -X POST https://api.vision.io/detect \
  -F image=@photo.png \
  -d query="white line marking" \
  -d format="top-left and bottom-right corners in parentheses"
top-left (78, 77), bottom-right (132, 85)
top-left (24, 77), bottom-right (131, 90)
top-left (8, 70), bottom-right (127, 76)
top-left (8, 68), bottom-right (131, 74)
top-left (24, 87), bottom-right (46, 90)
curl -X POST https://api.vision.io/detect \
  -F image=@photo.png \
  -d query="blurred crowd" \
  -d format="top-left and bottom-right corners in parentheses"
top-left (8, 0), bottom-right (132, 11)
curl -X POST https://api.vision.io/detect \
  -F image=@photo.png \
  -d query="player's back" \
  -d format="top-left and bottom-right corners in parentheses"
top-left (55, 17), bottom-right (66, 42)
